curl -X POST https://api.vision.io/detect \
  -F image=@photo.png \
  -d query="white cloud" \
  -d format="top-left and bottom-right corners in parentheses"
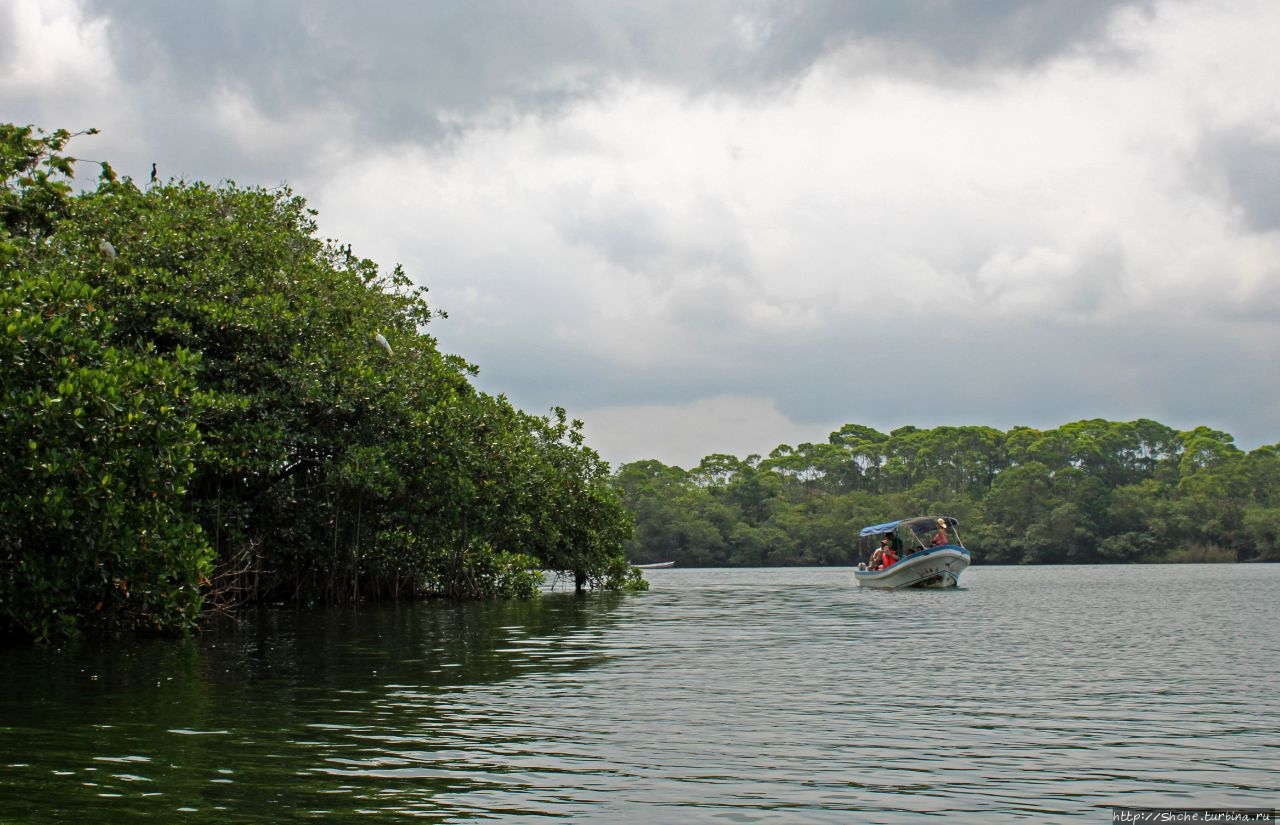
top-left (0, 0), bottom-right (126, 159)
top-left (1, 0), bottom-right (112, 88)
top-left (576, 394), bottom-right (841, 469)
top-left (9, 0), bottom-right (1280, 459)
top-left (318, 6), bottom-right (1279, 326)
top-left (306, 1), bottom-right (1280, 457)
top-left (202, 86), bottom-right (356, 178)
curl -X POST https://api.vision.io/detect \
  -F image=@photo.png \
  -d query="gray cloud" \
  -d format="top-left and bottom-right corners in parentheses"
top-left (11, 0), bottom-right (1278, 469)
top-left (562, 200), bottom-right (750, 282)
top-left (448, 297), bottom-right (1280, 457)
top-left (1212, 133), bottom-right (1280, 232)
top-left (730, 0), bottom-right (1151, 78)
top-left (82, 0), bottom-right (1147, 133)
top-left (45, 0), bottom-right (1149, 189)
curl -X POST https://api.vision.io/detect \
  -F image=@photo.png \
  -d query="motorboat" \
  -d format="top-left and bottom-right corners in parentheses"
top-left (631, 561), bottom-right (675, 569)
top-left (854, 516), bottom-right (970, 589)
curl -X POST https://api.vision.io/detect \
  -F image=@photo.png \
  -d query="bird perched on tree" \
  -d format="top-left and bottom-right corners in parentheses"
top-left (150, 162), bottom-right (157, 186)
top-left (373, 332), bottom-right (393, 358)
top-left (98, 239), bottom-right (117, 260)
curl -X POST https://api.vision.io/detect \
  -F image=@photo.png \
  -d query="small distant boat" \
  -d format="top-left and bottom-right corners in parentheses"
top-left (854, 516), bottom-right (970, 589)
top-left (631, 561), bottom-right (675, 569)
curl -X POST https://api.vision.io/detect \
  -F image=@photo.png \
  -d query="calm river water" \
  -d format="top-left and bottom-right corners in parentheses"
top-left (1, 564), bottom-right (1277, 823)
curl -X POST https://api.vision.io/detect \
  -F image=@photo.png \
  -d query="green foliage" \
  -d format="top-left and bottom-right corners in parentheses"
top-left (0, 124), bottom-right (88, 245)
top-left (1, 123), bottom-right (639, 640)
top-left (1, 137), bottom-right (210, 639)
top-left (615, 418), bottom-right (1280, 567)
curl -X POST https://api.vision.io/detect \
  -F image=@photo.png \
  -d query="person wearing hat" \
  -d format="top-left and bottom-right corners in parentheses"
top-left (931, 518), bottom-right (950, 547)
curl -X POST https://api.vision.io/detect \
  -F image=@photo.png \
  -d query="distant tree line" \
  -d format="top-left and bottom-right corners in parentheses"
top-left (613, 420), bottom-right (1280, 567)
top-left (1, 124), bottom-right (640, 642)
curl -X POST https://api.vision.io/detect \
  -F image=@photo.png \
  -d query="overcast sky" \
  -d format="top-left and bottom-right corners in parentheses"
top-left (5, 0), bottom-right (1279, 467)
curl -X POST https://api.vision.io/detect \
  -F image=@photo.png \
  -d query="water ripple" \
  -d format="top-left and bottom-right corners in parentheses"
top-left (0, 565), bottom-right (1276, 822)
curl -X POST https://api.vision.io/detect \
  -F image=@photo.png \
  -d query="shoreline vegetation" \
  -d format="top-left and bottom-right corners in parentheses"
top-left (1, 124), bottom-right (642, 643)
top-left (5, 124), bottom-right (1277, 641)
top-left (613, 420), bottom-right (1280, 570)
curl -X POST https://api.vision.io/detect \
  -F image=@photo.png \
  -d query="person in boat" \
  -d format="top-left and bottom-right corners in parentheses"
top-left (931, 518), bottom-right (950, 547)
top-left (868, 538), bottom-right (888, 570)
top-left (878, 543), bottom-right (899, 569)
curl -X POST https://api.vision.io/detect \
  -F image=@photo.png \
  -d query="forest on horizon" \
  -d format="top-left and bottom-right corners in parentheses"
top-left (611, 419), bottom-right (1280, 567)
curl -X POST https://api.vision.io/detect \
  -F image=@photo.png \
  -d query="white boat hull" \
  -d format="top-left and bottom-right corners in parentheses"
top-left (855, 546), bottom-right (970, 589)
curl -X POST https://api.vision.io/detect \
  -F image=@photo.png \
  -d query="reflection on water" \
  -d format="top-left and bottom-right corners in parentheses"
top-left (1, 565), bottom-right (1277, 822)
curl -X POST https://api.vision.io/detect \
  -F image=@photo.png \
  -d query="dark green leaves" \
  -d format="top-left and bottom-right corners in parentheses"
top-left (2, 122), bottom-right (639, 641)
top-left (615, 419), bottom-right (1280, 567)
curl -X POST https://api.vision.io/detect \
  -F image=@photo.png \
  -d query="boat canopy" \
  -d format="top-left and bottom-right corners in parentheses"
top-left (859, 519), bottom-right (903, 537)
top-left (859, 516), bottom-right (957, 537)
